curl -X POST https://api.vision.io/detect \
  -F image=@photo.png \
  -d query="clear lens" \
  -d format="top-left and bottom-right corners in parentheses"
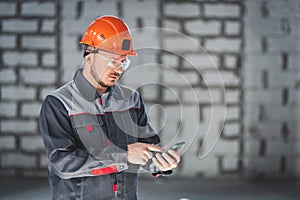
top-left (95, 53), bottom-right (130, 71)
top-left (120, 58), bottom-right (131, 70)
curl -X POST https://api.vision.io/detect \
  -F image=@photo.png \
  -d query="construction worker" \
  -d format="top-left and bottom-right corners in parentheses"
top-left (39, 15), bottom-right (181, 200)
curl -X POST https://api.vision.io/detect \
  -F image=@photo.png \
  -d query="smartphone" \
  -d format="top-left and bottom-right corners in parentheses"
top-left (168, 141), bottom-right (185, 152)
top-left (148, 141), bottom-right (185, 168)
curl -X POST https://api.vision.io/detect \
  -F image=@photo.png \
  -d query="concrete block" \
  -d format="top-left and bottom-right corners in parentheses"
top-left (1, 86), bottom-right (36, 101)
top-left (21, 136), bottom-right (44, 152)
top-left (161, 54), bottom-right (179, 67)
top-left (82, 0), bottom-right (118, 17)
top-left (268, 70), bottom-right (297, 88)
top-left (244, 38), bottom-right (262, 53)
top-left (182, 88), bottom-right (222, 104)
top-left (61, 52), bottom-right (82, 82)
top-left (225, 89), bottom-right (240, 104)
top-left (162, 86), bottom-right (180, 103)
top-left (131, 28), bottom-right (160, 50)
top-left (2, 19), bottom-right (38, 32)
top-left (289, 54), bottom-right (300, 70)
top-left (183, 54), bottom-right (220, 70)
top-left (244, 157), bottom-right (281, 177)
top-left (0, 136), bottom-right (16, 150)
top-left (243, 121), bottom-right (290, 139)
top-left (225, 106), bottom-right (240, 120)
top-left (21, 102), bottom-right (42, 118)
top-left (185, 20), bottom-right (221, 35)
top-left (39, 86), bottom-right (56, 100)
top-left (182, 71), bottom-right (200, 85)
top-left (21, 2), bottom-right (55, 16)
top-left (201, 106), bottom-right (226, 153)
top-left (264, 105), bottom-right (297, 122)
top-left (124, 0), bottom-right (158, 18)
top-left (268, 37), bottom-right (300, 52)
top-left (61, 0), bottom-right (78, 18)
top-left (223, 122), bottom-right (240, 137)
top-left (3, 51), bottom-right (38, 66)
top-left (0, 2), bottom-right (15, 16)
top-left (244, 139), bottom-right (260, 156)
top-left (159, 105), bottom-right (200, 144)
top-left (268, 0), bottom-right (300, 17)
top-left (243, 103), bottom-right (260, 122)
top-left (266, 140), bottom-right (294, 156)
top-left (0, 35), bottom-right (16, 48)
top-left (140, 84), bottom-right (159, 102)
top-left (162, 67), bottom-right (199, 86)
top-left (20, 69), bottom-right (56, 84)
top-left (204, 3), bottom-right (240, 18)
top-left (163, 36), bottom-right (200, 52)
top-left (180, 156), bottom-right (218, 177)
top-left (244, 89), bottom-right (282, 105)
top-left (225, 21), bottom-right (241, 35)
top-left (224, 54), bottom-right (238, 69)
top-left (221, 157), bottom-right (239, 171)
top-left (244, 18), bottom-right (281, 37)
top-left (1, 152), bottom-right (37, 168)
top-left (1, 120), bottom-right (37, 134)
top-left (61, 19), bottom-right (90, 36)
top-left (164, 2), bottom-right (200, 17)
top-left (42, 52), bottom-right (57, 67)
top-left (41, 19), bottom-right (56, 33)
top-left (0, 69), bottom-right (16, 83)
top-left (205, 38), bottom-right (241, 52)
top-left (203, 71), bottom-right (240, 87)
top-left (22, 36), bottom-right (55, 50)
top-left (122, 64), bottom-right (160, 90)
top-left (244, 0), bottom-right (262, 18)
top-left (213, 139), bottom-right (240, 155)
top-left (0, 102), bottom-right (17, 117)
top-left (162, 19), bottom-right (181, 32)
top-left (62, 67), bottom-right (80, 84)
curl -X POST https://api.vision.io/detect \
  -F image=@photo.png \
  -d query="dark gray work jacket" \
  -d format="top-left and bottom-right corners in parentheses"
top-left (39, 69), bottom-right (163, 200)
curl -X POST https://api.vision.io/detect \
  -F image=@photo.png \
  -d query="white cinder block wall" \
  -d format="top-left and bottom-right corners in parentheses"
top-left (243, 0), bottom-right (300, 178)
top-left (0, 0), bottom-right (299, 179)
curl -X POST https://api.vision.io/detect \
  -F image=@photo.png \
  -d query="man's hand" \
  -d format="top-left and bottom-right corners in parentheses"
top-left (127, 142), bottom-right (163, 165)
top-left (152, 149), bottom-right (181, 171)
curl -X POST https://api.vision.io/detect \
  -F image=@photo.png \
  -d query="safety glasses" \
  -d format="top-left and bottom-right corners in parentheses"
top-left (91, 49), bottom-right (131, 71)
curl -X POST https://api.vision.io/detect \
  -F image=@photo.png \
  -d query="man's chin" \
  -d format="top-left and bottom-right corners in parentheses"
top-left (98, 81), bottom-right (116, 88)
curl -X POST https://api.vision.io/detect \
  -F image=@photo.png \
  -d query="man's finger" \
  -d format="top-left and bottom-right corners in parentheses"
top-left (146, 144), bottom-right (163, 152)
top-left (167, 149), bottom-right (180, 163)
top-left (155, 153), bottom-right (171, 171)
top-left (152, 157), bottom-right (163, 171)
top-left (143, 150), bottom-right (153, 160)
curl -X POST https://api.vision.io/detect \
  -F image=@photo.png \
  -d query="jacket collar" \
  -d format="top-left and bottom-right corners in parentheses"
top-left (73, 68), bottom-right (115, 102)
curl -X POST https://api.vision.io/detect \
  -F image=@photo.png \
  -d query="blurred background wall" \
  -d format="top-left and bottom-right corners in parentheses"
top-left (0, 0), bottom-right (299, 179)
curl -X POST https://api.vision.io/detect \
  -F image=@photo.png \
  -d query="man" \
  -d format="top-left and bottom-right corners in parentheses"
top-left (39, 15), bottom-right (181, 200)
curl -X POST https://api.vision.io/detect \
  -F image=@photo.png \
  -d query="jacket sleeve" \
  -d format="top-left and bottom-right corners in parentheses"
top-left (135, 95), bottom-right (173, 177)
top-left (136, 95), bottom-right (160, 144)
top-left (39, 95), bottom-right (128, 179)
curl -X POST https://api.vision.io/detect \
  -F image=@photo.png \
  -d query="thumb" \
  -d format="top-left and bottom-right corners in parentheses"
top-left (146, 144), bottom-right (163, 152)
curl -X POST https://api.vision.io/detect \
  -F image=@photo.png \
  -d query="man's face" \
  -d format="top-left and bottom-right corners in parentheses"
top-left (90, 50), bottom-right (127, 88)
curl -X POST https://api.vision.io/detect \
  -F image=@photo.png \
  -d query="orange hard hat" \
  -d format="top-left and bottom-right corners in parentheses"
top-left (80, 16), bottom-right (137, 56)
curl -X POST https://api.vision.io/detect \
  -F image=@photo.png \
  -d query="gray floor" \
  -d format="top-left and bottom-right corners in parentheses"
top-left (0, 176), bottom-right (300, 200)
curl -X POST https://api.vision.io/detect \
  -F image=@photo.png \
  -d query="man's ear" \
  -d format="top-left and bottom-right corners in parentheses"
top-left (85, 54), bottom-right (94, 65)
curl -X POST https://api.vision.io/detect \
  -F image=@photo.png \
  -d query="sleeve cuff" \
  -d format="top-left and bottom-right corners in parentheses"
top-left (151, 170), bottom-right (173, 178)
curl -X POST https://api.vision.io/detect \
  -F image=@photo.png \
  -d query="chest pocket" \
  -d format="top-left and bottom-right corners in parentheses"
top-left (112, 109), bottom-right (138, 142)
top-left (71, 114), bottom-right (107, 155)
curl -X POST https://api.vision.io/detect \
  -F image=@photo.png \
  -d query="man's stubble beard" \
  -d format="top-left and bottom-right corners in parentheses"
top-left (90, 64), bottom-right (120, 88)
